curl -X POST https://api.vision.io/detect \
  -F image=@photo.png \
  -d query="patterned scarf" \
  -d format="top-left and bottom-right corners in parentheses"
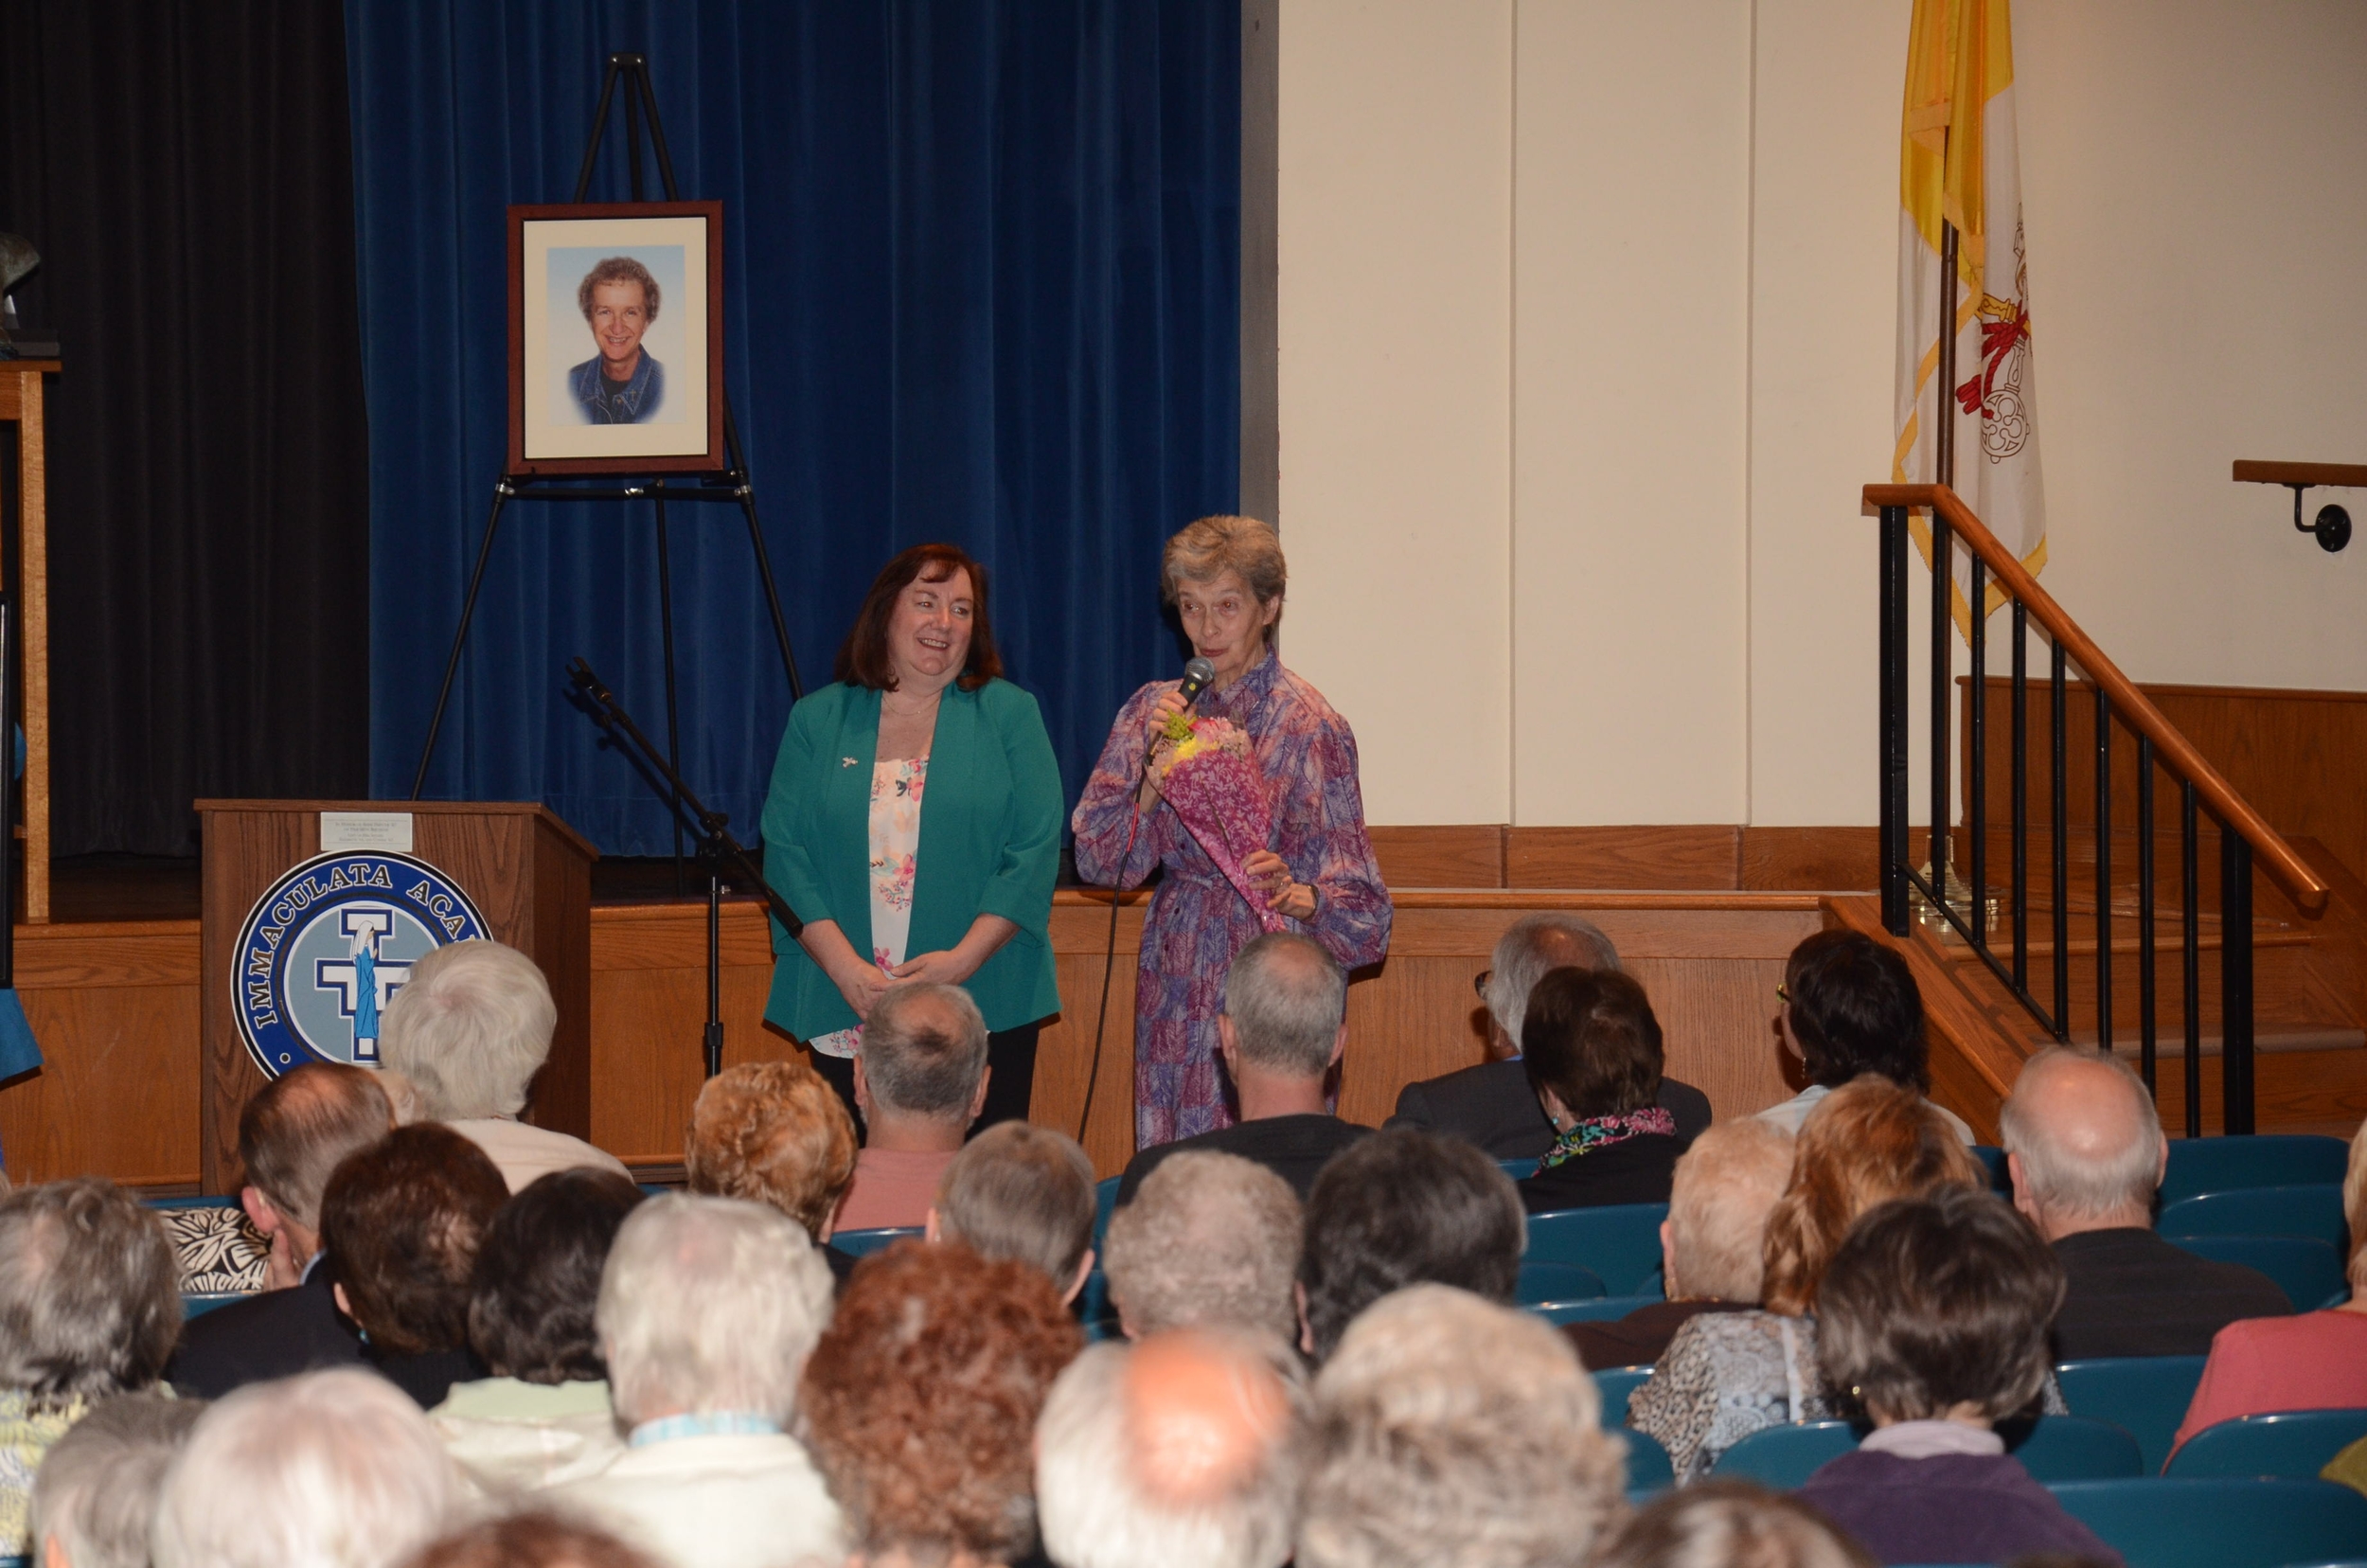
top-left (1539, 1105), bottom-right (1677, 1170)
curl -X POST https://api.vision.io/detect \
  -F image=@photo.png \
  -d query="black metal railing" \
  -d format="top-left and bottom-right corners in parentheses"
top-left (1870, 484), bottom-right (2328, 1135)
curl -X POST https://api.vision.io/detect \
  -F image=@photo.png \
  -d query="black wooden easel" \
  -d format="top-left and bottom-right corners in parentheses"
top-left (412, 54), bottom-right (804, 887)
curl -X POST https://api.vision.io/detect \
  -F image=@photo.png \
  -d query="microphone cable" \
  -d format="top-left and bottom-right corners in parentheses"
top-left (1077, 659), bottom-right (1215, 1146)
top-left (1077, 742), bottom-right (1157, 1145)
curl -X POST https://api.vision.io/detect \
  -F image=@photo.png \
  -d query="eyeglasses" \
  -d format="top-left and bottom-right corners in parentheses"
top-left (1775, 983), bottom-right (1791, 1006)
top-left (1472, 969), bottom-right (1492, 999)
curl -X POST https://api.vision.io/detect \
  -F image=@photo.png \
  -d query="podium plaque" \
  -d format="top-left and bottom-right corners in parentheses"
top-left (195, 800), bottom-right (596, 1194)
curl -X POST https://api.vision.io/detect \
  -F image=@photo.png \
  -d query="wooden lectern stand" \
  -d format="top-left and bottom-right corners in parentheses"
top-left (194, 800), bottom-right (596, 1194)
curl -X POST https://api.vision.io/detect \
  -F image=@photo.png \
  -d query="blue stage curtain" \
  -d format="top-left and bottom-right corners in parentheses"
top-left (346, 1), bottom-right (1238, 854)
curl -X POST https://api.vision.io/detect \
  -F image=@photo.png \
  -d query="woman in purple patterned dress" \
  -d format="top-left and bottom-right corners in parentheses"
top-left (1072, 516), bottom-right (1393, 1150)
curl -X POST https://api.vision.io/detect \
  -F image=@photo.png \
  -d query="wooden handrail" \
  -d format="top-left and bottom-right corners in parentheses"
top-left (1863, 482), bottom-right (2330, 915)
top-left (2232, 460), bottom-right (2367, 489)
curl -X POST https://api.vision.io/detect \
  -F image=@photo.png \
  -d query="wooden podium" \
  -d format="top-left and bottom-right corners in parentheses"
top-left (194, 800), bottom-right (596, 1194)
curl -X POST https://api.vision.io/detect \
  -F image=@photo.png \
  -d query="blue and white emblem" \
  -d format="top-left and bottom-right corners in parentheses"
top-left (232, 850), bottom-right (490, 1079)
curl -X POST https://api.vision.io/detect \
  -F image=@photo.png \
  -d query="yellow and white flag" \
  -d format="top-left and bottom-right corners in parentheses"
top-left (1894, 0), bottom-right (2043, 635)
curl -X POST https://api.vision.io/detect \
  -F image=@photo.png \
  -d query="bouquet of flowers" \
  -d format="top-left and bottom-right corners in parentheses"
top-left (1150, 713), bottom-right (1289, 932)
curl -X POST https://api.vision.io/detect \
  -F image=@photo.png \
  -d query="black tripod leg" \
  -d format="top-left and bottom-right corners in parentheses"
top-left (705, 856), bottom-right (723, 1078)
top-left (654, 490), bottom-right (686, 889)
top-left (414, 480), bottom-right (514, 799)
top-left (571, 59), bottom-right (627, 204)
top-left (721, 401), bottom-right (802, 697)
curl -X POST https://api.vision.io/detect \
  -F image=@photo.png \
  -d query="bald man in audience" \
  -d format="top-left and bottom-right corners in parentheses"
top-left (2002, 1046), bottom-right (2290, 1358)
top-left (169, 1063), bottom-right (394, 1399)
top-left (835, 983), bottom-right (993, 1231)
top-left (1103, 1151), bottom-right (1302, 1343)
top-left (1036, 1329), bottom-right (1306, 1568)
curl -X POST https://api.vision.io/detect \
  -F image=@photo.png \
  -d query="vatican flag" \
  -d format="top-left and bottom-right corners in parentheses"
top-left (1893, 0), bottom-right (2043, 637)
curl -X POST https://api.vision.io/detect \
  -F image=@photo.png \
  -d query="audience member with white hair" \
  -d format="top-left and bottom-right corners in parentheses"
top-left (1564, 1116), bottom-right (1795, 1370)
top-left (379, 939), bottom-right (631, 1191)
top-left (836, 981), bottom-right (994, 1231)
top-left (1296, 1286), bottom-right (1626, 1568)
top-left (544, 1194), bottom-right (842, 1568)
top-left (29, 1393), bottom-right (205, 1568)
top-left (1591, 1481), bottom-right (1874, 1568)
top-left (1387, 912), bottom-right (1710, 1159)
top-left (0, 1179), bottom-right (181, 1557)
top-left (1296, 1129), bottom-right (1524, 1363)
top-left (2002, 1046), bottom-right (2287, 1358)
top-left (1102, 1151), bottom-right (1301, 1342)
top-left (169, 1062), bottom-right (392, 1398)
top-left (929, 1119), bottom-right (1099, 1302)
top-left (1036, 1329), bottom-right (1307, 1568)
top-left (151, 1368), bottom-right (460, 1568)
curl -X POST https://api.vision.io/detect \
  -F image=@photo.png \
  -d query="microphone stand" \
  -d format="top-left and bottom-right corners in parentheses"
top-left (568, 656), bottom-right (802, 1079)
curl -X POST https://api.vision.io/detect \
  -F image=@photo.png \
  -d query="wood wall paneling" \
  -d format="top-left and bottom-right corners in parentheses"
top-left (1961, 677), bottom-right (2367, 885)
top-left (1507, 826), bottom-right (1742, 889)
top-left (0, 921), bottom-right (202, 1187)
top-left (2, 364), bottom-right (57, 922)
top-left (1365, 825), bottom-right (1505, 887)
top-left (586, 901), bottom-right (783, 1167)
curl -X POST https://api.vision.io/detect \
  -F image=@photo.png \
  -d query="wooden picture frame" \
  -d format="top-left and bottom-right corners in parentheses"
top-left (507, 201), bottom-right (726, 476)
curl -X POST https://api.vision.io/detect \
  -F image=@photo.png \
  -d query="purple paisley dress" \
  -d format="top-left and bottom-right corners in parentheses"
top-left (1072, 648), bottom-right (1393, 1149)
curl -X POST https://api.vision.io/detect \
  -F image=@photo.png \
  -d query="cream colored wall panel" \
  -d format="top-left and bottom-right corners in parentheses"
top-left (1746, 0), bottom-right (1910, 826)
top-left (1511, 0), bottom-right (1753, 825)
top-left (2014, 0), bottom-right (2367, 691)
top-left (1276, 0), bottom-right (1514, 825)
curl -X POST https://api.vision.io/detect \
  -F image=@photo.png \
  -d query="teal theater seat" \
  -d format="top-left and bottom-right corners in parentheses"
top-left (2056, 1356), bottom-right (2210, 1475)
top-left (1525, 1203), bottom-right (1667, 1296)
top-left (1094, 1174), bottom-right (1121, 1242)
top-left (2046, 1477), bottom-right (2367, 1568)
top-left (2002, 1415), bottom-right (2146, 1480)
top-left (1623, 1428), bottom-right (1675, 1495)
top-left (1708, 1421), bottom-right (1860, 1487)
top-left (1592, 1365), bottom-right (1651, 1426)
top-left (2166, 1410), bottom-right (2367, 1481)
top-left (1516, 1260), bottom-right (1607, 1306)
top-left (2171, 1234), bottom-right (2349, 1311)
top-left (831, 1225), bottom-right (922, 1256)
top-left (2160, 1135), bottom-right (2349, 1208)
top-left (2158, 1185), bottom-right (2349, 1253)
top-left (1536, 1293), bottom-right (1662, 1327)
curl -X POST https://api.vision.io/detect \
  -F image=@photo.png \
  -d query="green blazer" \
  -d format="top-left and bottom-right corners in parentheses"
top-left (761, 677), bottom-right (1063, 1040)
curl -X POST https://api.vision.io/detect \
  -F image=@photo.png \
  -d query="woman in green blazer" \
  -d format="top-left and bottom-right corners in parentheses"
top-left (762, 543), bottom-right (1062, 1130)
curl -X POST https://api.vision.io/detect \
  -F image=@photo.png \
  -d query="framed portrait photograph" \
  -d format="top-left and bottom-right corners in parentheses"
top-left (507, 201), bottom-right (725, 475)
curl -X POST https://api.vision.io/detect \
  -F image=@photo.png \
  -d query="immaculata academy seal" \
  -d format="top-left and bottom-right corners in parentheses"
top-left (233, 850), bottom-right (489, 1078)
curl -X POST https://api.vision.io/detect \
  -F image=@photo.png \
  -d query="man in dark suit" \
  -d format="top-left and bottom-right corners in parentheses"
top-left (1115, 932), bottom-right (1369, 1204)
top-left (2003, 1046), bottom-right (2291, 1359)
top-left (168, 1062), bottom-right (394, 1398)
top-left (1385, 912), bottom-right (1711, 1160)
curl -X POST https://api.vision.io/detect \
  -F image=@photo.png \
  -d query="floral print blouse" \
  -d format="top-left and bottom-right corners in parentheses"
top-left (810, 756), bottom-right (928, 1060)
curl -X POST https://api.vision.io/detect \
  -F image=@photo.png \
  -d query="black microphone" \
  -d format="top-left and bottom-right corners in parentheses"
top-left (1176, 655), bottom-right (1219, 707)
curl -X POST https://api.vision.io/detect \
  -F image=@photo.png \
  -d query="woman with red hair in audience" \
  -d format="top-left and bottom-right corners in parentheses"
top-left (1628, 1077), bottom-right (1990, 1481)
top-left (801, 1240), bottom-right (1083, 1567)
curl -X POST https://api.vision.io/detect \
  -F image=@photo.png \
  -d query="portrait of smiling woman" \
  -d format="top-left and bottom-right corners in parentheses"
top-left (761, 544), bottom-right (1063, 1132)
top-left (568, 255), bottom-right (666, 424)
